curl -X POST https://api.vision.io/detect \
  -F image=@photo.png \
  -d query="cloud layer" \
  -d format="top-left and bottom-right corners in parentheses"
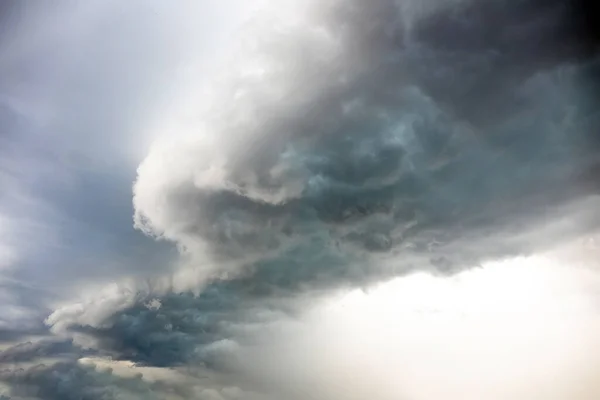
top-left (2, 0), bottom-right (600, 399)
top-left (133, 0), bottom-right (600, 280)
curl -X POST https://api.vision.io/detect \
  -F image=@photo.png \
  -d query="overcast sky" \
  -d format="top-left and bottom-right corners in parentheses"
top-left (1, 1), bottom-right (600, 399)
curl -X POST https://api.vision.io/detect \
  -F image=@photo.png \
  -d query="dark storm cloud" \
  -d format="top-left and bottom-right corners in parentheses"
top-left (71, 292), bottom-right (237, 367)
top-left (45, 0), bottom-right (600, 370)
top-left (56, 284), bottom-right (297, 368)
top-left (0, 362), bottom-right (182, 400)
top-left (5, 0), bottom-right (600, 397)
top-left (134, 0), bottom-right (600, 279)
top-left (46, 236), bottom-right (387, 369)
top-left (0, 340), bottom-right (77, 364)
top-left (409, 0), bottom-right (587, 125)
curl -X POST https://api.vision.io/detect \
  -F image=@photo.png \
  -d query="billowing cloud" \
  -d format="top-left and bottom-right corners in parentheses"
top-left (133, 0), bottom-right (600, 283)
top-left (0, 0), bottom-right (252, 295)
top-left (40, 238), bottom-right (600, 400)
top-left (0, 362), bottom-right (182, 400)
top-left (2, 0), bottom-right (600, 399)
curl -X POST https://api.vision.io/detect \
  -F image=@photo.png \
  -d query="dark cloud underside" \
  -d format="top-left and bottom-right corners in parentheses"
top-left (52, 0), bottom-right (600, 370)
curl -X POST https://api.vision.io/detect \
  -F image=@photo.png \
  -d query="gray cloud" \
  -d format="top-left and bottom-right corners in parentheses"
top-left (0, 362), bottom-right (181, 400)
top-left (0, 340), bottom-right (77, 364)
top-left (48, 282), bottom-right (301, 369)
top-left (42, 241), bottom-right (600, 400)
top-left (47, 0), bottom-right (600, 361)
top-left (0, 279), bottom-right (54, 344)
top-left (2, 0), bottom-right (600, 398)
top-left (133, 0), bottom-right (600, 282)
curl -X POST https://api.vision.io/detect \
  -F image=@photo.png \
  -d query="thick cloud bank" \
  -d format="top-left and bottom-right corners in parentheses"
top-left (2, 0), bottom-right (600, 399)
top-left (134, 0), bottom-right (599, 283)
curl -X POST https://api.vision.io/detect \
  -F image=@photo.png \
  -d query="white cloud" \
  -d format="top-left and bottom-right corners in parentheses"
top-left (46, 281), bottom-right (140, 339)
top-left (78, 357), bottom-right (189, 384)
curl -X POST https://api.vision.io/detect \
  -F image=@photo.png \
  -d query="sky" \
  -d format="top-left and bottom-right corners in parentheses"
top-left (0, 0), bottom-right (599, 399)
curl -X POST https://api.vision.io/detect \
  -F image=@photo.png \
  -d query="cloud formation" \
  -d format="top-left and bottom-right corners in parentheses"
top-left (2, 0), bottom-right (600, 399)
top-left (40, 241), bottom-right (600, 400)
top-left (0, 362), bottom-right (181, 400)
top-left (133, 0), bottom-right (600, 281)
top-left (0, 0), bottom-right (250, 295)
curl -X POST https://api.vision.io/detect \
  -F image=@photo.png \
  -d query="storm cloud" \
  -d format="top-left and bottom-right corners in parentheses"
top-left (2, 0), bottom-right (600, 398)
top-left (133, 0), bottom-right (600, 280)
top-left (0, 362), bottom-right (183, 400)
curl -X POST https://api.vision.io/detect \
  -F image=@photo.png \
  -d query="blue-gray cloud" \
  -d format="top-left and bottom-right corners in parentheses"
top-left (133, 0), bottom-right (600, 280)
top-left (51, 0), bottom-right (600, 358)
top-left (0, 362), bottom-right (183, 400)
top-left (2, 0), bottom-right (600, 398)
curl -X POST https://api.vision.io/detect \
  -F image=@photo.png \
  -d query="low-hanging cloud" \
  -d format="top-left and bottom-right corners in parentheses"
top-left (133, 0), bottom-right (599, 281)
top-left (48, 0), bottom-right (600, 344)
top-left (0, 361), bottom-right (186, 400)
top-left (39, 239), bottom-right (600, 400)
top-left (4, 0), bottom-right (600, 399)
